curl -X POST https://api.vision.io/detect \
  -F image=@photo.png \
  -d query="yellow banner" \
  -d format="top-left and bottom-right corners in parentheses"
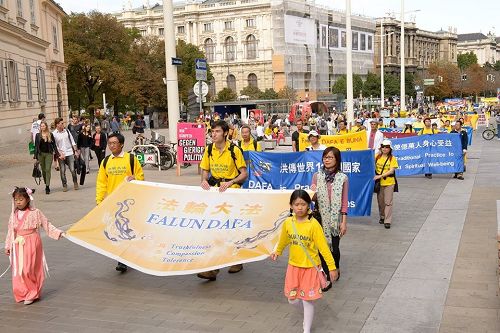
top-left (298, 130), bottom-right (368, 151)
top-left (66, 181), bottom-right (291, 276)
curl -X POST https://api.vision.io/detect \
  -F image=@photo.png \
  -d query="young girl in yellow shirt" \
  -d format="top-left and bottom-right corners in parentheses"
top-left (271, 190), bottom-right (338, 333)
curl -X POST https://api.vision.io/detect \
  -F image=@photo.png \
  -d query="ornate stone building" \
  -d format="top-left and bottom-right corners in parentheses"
top-left (0, 0), bottom-right (68, 146)
top-left (374, 17), bottom-right (457, 75)
top-left (457, 32), bottom-right (500, 65)
top-left (113, 0), bottom-right (375, 100)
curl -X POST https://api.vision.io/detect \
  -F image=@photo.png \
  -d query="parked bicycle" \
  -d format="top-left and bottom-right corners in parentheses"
top-left (482, 127), bottom-right (498, 140)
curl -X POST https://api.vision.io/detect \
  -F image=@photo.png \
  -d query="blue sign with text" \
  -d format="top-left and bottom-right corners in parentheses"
top-left (242, 150), bottom-right (375, 216)
top-left (391, 134), bottom-right (464, 176)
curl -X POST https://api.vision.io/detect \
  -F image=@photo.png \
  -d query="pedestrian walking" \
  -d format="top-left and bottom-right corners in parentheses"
top-left (198, 120), bottom-right (248, 281)
top-left (271, 189), bottom-right (338, 333)
top-left (310, 147), bottom-right (348, 284)
top-left (374, 139), bottom-right (399, 229)
top-left (451, 120), bottom-right (468, 180)
top-left (34, 121), bottom-right (58, 194)
top-left (3, 187), bottom-right (64, 305)
top-left (495, 111), bottom-right (500, 140)
top-left (91, 125), bottom-right (107, 167)
top-left (52, 118), bottom-right (79, 192)
top-left (110, 116), bottom-right (121, 134)
top-left (418, 117), bottom-right (436, 179)
top-left (30, 113), bottom-right (45, 143)
top-left (77, 124), bottom-right (93, 174)
top-left (96, 133), bottom-right (144, 272)
top-left (67, 114), bottom-right (83, 143)
top-left (101, 117), bottom-right (110, 134)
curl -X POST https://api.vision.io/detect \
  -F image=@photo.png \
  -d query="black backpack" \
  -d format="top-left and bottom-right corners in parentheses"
top-left (102, 153), bottom-right (135, 175)
top-left (206, 142), bottom-right (244, 183)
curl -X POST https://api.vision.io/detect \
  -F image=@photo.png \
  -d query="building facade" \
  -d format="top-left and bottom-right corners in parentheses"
top-left (374, 17), bottom-right (458, 75)
top-left (113, 0), bottom-right (375, 101)
top-left (457, 32), bottom-right (500, 66)
top-left (0, 0), bottom-right (68, 146)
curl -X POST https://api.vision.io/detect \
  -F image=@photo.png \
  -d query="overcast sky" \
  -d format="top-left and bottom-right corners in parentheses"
top-left (55, 0), bottom-right (499, 35)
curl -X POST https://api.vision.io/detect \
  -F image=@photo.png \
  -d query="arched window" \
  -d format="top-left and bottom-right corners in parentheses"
top-left (204, 38), bottom-right (215, 62)
top-left (227, 74), bottom-right (236, 92)
top-left (248, 73), bottom-right (258, 88)
top-left (246, 35), bottom-right (257, 59)
top-left (225, 36), bottom-right (235, 61)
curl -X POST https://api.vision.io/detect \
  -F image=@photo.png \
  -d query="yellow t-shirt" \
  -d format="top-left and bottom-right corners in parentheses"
top-left (375, 156), bottom-right (398, 186)
top-left (96, 152), bottom-right (145, 204)
top-left (413, 121), bottom-right (424, 128)
top-left (239, 138), bottom-right (262, 152)
top-left (264, 127), bottom-right (272, 136)
top-left (336, 129), bottom-right (349, 135)
top-left (418, 127), bottom-right (436, 135)
top-left (199, 141), bottom-right (246, 187)
top-left (276, 216), bottom-right (336, 271)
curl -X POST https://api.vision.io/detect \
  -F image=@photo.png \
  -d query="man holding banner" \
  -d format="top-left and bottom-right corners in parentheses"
top-left (198, 120), bottom-right (248, 281)
top-left (450, 120), bottom-right (468, 180)
top-left (419, 118), bottom-right (437, 179)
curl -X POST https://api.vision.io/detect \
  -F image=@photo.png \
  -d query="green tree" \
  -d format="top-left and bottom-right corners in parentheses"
top-left (63, 11), bottom-right (139, 117)
top-left (362, 72), bottom-right (381, 97)
top-left (405, 72), bottom-right (416, 98)
top-left (457, 51), bottom-right (478, 70)
top-left (215, 87), bottom-right (237, 102)
top-left (259, 88), bottom-right (279, 100)
top-left (494, 60), bottom-right (500, 71)
top-left (332, 74), bottom-right (363, 97)
top-left (384, 74), bottom-right (400, 97)
top-left (240, 85), bottom-right (262, 99)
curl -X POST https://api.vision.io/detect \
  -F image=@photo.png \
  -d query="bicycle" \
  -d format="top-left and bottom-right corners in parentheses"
top-left (167, 142), bottom-right (191, 169)
top-left (482, 127), bottom-right (498, 140)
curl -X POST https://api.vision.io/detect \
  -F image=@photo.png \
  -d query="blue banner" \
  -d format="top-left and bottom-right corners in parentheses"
top-left (463, 126), bottom-right (473, 145)
top-left (390, 134), bottom-right (464, 176)
top-left (242, 150), bottom-right (375, 216)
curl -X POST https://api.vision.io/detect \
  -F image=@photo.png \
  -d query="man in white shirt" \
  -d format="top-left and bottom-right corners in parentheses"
top-left (53, 117), bottom-right (80, 192)
top-left (30, 113), bottom-right (45, 143)
top-left (367, 119), bottom-right (384, 155)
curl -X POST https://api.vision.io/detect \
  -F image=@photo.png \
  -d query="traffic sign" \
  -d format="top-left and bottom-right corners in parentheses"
top-left (193, 81), bottom-right (209, 97)
top-left (196, 96), bottom-right (207, 103)
top-left (195, 58), bottom-right (207, 81)
top-left (136, 153), bottom-right (145, 165)
top-left (171, 57), bottom-right (182, 65)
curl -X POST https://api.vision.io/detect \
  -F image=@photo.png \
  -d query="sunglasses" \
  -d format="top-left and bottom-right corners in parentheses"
top-left (381, 145), bottom-right (391, 148)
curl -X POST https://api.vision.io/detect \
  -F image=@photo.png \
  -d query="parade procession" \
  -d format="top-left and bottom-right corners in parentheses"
top-left (1, 0), bottom-right (500, 332)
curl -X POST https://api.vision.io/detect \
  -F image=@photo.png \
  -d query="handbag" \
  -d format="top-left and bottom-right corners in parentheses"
top-left (32, 162), bottom-right (42, 185)
top-left (290, 217), bottom-right (330, 290)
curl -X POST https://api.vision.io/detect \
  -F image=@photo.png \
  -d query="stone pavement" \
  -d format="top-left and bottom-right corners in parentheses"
top-left (0, 129), bottom-right (499, 332)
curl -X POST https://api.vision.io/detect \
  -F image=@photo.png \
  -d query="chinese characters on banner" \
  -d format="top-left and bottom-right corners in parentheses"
top-left (66, 181), bottom-right (292, 276)
top-left (242, 150), bottom-right (375, 216)
top-left (177, 123), bottom-right (206, 164)
top-left (391, 134), bottom-right (464, 176)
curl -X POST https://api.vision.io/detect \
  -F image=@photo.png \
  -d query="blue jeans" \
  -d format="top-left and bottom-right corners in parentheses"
top-left (58, 155), bottom-right (77, 186)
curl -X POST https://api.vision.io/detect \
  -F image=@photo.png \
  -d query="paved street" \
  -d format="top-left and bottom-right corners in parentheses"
top-left (0, 129), bottom-right (499, 332)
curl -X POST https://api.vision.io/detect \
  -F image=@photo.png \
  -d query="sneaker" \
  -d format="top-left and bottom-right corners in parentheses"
top-left (197, 269), bottom-right (219, 281)
top-left (115, 262), bottom-right (128, 272)
top-left (457, 175), bottom-right (464, 180)
top-left (62, 185), bottom-right (68, 192)
top-left (228, 264), bottom-right (243, 274)
top-left (379, 218), bottom-right (385, 224)
top-left (45, 185), bottom-right (50, 194)
top-left (24, 300), bottom-right (34, 305)
top-left (74, 183), bottom-right (79, 190)
top-left (453, 174), bottom-right (458, 179)
top-left (384, 223), bottom-right (391, 229)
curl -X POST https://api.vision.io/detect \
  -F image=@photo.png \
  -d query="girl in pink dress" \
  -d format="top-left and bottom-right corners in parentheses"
top-left (3, 187), bottom-right (64, 305)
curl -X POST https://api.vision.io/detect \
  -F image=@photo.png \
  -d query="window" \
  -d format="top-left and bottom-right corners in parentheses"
top-left (203, 23), bottom-right (213, 32)
top-left (37, 67), bottom-right (47, 103)
top-left (204, 38), bottom-right (215, 62)
top-left (248, 73), bottom-right (257, 88)
top-left (7, 60), bottom-right (20, 102)
top-left (360, 33), bottom-right (366, 50)
top-left (227, 74), bottom-right (236, 91)
top-left (140, 30), bottom-right (147, 37)
top-left (329, 28), bottom-right (338, 48)
top-left (26, 65), bottom-right (33, 101)
top-left (0, 60), bottom-right (7, 102)
top-left (17, 0), bottom-right (23, 18)
top-left (29, 0), bottom-right (36, 25)
top-left (367, 35), bottom-right (373, 50)
top-left (246, 18), bottom-right (255, 28)
top-left (246, 35), bottom-right (257, 59)
top-left (177, 26), bottom-right (185, 34)
top-left (52, 25), bottom-right (59, 49)
top-left (225, 36), bottom-right (235, 61)
top-left (352, 32), bottom-right (358, 50)
top-left (341, 31), bottom-right (346, 48)
top-left (158, 28), bottom-right (164, 36)
top-left (224, 21), bottom-right (234, 30)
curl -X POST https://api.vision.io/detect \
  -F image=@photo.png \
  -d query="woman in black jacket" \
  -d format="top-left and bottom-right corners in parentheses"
top-left (91, 124), bottom-right (107, 167)
top-left (77, 124), bottom-right (93, 173)
top-left (34, 121), bottom-right (58, 194)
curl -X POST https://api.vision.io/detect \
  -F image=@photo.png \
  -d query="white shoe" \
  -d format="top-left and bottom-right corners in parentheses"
top-left (24, 300), bottom-right (34, 305)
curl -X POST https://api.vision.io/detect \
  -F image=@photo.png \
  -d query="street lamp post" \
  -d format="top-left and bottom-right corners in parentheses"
top-left (380, 19), bottom-right (385, 109)
top-left (346, 0), bottom-right (354, 125)
top-left (400, 0), bottom-right (405, 113)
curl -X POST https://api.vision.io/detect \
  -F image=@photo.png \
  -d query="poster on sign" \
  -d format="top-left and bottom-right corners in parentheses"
top-left (177, 123), bottom-right (206, 164)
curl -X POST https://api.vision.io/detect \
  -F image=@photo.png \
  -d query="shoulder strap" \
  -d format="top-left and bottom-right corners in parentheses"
top-left (253, 140), bottom-right (257, 150)
top-left (102, 155), bottom-right (110, 170)
top-left (376, 157), bottom-right (390, 175)
top-left (207, 143), bottom-right (213, 158)
top-left (129, 153), bottom-right (135, 175)
top-left (237, 140), bottom-right (242, 147)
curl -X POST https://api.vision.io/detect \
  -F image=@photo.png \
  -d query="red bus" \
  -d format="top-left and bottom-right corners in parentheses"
top-left (289, 101), bottom-right (328, 123)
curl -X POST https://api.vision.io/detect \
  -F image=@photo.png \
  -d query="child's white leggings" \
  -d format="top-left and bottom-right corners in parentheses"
top-left (288, 299), bottom-right (315, 333)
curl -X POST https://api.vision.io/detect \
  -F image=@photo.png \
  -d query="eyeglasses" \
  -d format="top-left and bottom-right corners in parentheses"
top-left (108, 141), bottom-right (120, 146)
top-left (323, 156), bottom-right (335, 160)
